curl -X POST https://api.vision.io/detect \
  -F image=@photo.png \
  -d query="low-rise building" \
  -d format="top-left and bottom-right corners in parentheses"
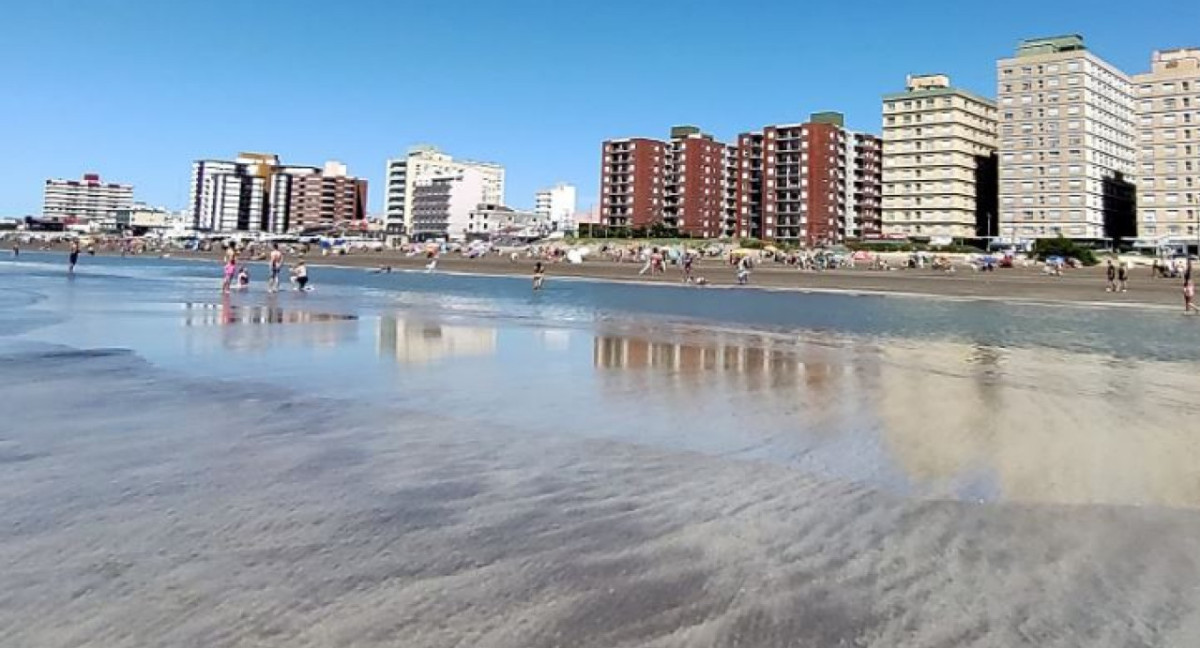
top-left (467, 204), bottom-right (546, 239)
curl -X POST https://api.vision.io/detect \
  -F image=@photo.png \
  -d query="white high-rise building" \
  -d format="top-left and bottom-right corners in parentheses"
top-left (534, 182), bottom-right (577, 232)
top-left (42, 173), bottom-right (133, 225)
top-left (409, 168), bottom-right (488, 241)
top-left (384, 146), bottom-right (504, 242)
top-left (1132, 49), bottom-right (1200, 244)
top-left (996, 35), bottom-right (1137, 242)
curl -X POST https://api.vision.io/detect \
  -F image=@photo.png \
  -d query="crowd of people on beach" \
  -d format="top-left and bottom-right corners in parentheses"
top-left (7, 230), bottom-right (1198, 314)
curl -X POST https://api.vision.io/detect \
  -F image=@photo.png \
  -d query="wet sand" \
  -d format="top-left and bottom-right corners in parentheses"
top-left (3, 346), bottom-right (1199, 647)
top-left (44, 244), bottom-right (1190, 308)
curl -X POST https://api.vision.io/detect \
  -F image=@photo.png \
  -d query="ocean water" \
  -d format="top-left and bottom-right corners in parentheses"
top-left (3, 252), bottom-right (1200, 647)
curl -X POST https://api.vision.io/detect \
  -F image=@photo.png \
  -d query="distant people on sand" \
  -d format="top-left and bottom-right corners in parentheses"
top-left (291, 261), bottom-right (310, 291)
top-left (268, 244), bottom-right (284, 293)
top-left (532, 261), bottom-right (546, 291)
top-left (68, 242), bottom-right (80, 275)
top-left (736, 255), bottom-right (752, 285)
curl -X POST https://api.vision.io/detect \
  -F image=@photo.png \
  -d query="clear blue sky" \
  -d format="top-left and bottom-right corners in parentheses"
top-left (2, 0), bottom-right (1196, 217)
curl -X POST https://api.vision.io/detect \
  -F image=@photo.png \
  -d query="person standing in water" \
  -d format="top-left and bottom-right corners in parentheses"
top-left (221, 244), bottom-right (237, 293)
top-left (532, 261), bottom-right (546, 291)
top-left (67, 241), bottom-right (80, 275)
top-left (268, 243), bottom-right (284, 293)
top-left (291, 261), bottom-right (310, 291)
top-left (1185, 261), bottom-right (1198, 314)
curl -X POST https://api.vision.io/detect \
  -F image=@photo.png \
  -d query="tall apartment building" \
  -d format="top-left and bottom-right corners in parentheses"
top-left (996, 35), bottom-right (1137, 242)
top-left (384, 146), bottom-right (504, 241)
top-left (882, 74), bottom-right (999, 240)
top-left (43, 173), bottom-right (133, 224)
top-left (191, 153), bottom-right (365, 234)
top-left (191, 154), bottom-right (277, 233)
top-left (847, 131), bottom-right (884, 238)
top-left (1132, 48), bottom-right (1200, 242)
top-left (600, 137), bottom-right (666, 231)
top-left (599, 128), bottom-right (736, 238)
top-left (409, 168), bottom-right (488, 241)
top-left (287, 161), bottom-right (368, 233)
top-left (534, 182), bottom-right (577, 232)
top-left (736, 112), bottom-right (881, 246)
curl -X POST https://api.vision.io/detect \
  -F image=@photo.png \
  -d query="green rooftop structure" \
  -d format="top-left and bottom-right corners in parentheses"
top-left (1016, 34), bottom-right (1086, 57)
top-left (809, 111), bottom-right (845, 127)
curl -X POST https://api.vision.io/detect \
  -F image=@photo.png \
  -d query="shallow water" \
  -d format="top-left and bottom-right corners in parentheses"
top-left (3, 253), bottom-right (1200, 646)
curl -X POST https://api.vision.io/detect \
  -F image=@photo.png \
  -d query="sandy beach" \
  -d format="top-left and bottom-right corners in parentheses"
top-left (34, 242), bottom-right (1193, 309)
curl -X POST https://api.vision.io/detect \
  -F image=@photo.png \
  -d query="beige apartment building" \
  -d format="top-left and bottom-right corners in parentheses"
top-left (882, 74), bottom-right (998, 239)
top-left (383, 146), bottom-right (504, 242)
top-left (996, 35), bottom-right (1137, 242)
top-left (1132, 49), bottom-right (1200, 244)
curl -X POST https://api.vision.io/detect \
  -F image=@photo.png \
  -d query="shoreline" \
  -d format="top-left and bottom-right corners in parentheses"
top-left (13, 244), bottom-right (1192, 311)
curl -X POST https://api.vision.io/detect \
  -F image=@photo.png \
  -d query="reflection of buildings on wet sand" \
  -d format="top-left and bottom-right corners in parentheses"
top-left (592, 333), bottom-right (867, 417)
top-left (874, 340), bottom-right (1200, 509)
top-left (181, 302), bottom-right (357, 351)
top-left (377, 316), bottom-right (497, 365)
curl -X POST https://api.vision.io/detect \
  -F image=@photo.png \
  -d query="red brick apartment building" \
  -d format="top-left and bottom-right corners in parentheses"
top-left (600, 127), bottom-right (736, 238)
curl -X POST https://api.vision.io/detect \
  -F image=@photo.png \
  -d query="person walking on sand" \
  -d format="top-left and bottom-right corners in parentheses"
top-left (268, 243), bottom-right (284, 293)
top-left (682, 253), bottom-right (695, 284)
top-left (1185, 262), bottom-right (1199, 314)
top-left (67, 241), bottom-right (80, 275)
top-left (1105, 259), bottom-right (1117, 292)
top-left (1117, 262), bottom-right (1129, 293)
top-left (532, 261), bottom-right (546, 291)
top-left (221, 244), bottom-right (237, 293)
top-left (736, 255), bottom-right (752, 285)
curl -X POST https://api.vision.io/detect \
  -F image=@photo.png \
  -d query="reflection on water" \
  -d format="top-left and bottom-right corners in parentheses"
top-left (377, 315), bottom-right (498, 365)
top-left (590, 328), bottom-right (1200, 509)
top-left (179, 300), bottom-right (359, 351)
top-left (875, 341), bottom-right (1200, 508)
